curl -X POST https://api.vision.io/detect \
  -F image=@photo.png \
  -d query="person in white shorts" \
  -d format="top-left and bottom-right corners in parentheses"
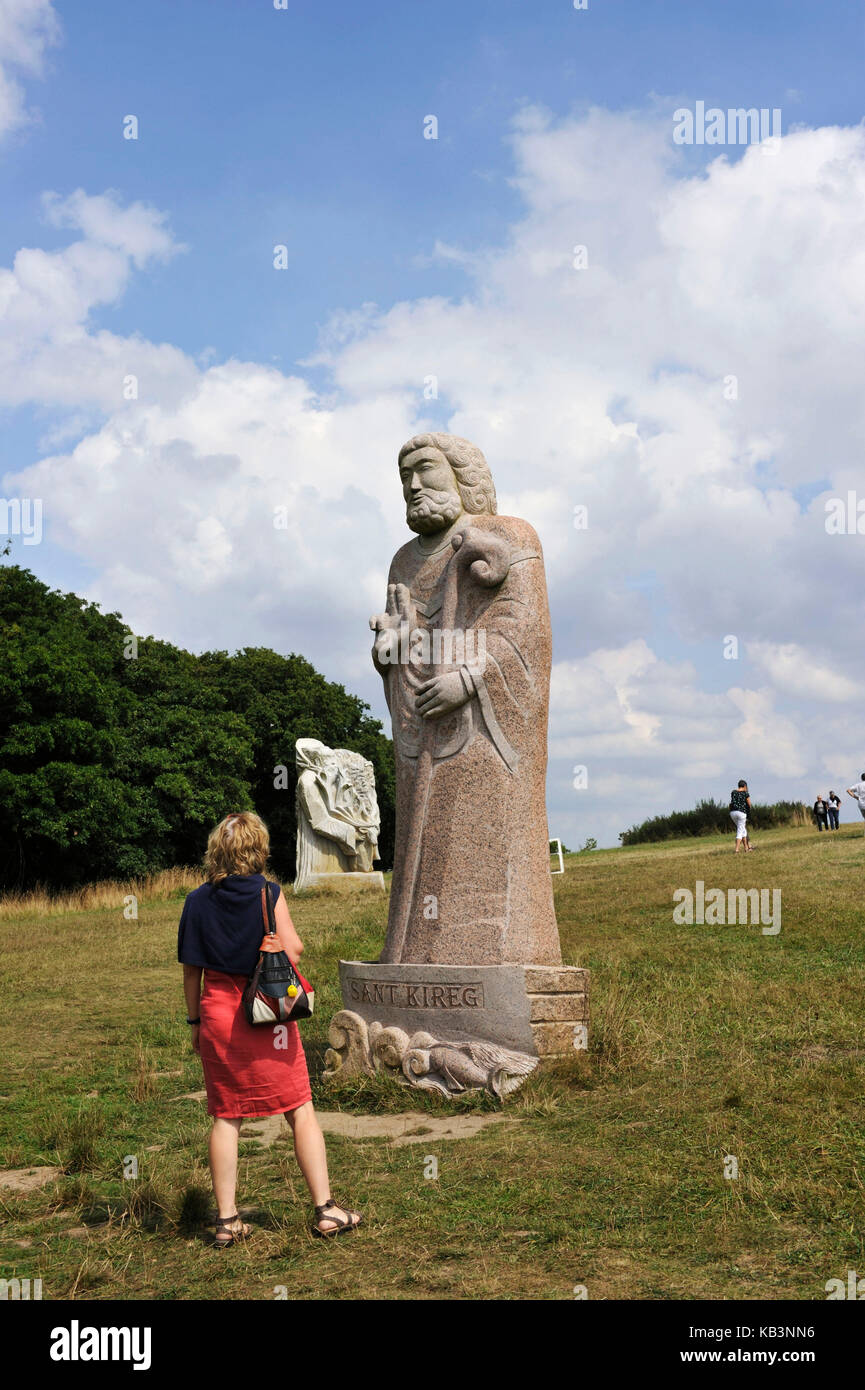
top-left (729, 780), bottom-right (753, 853)
top-left (845, 773), bottom-right (865, 832)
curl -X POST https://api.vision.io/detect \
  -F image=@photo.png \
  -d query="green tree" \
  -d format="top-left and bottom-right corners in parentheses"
top-left (0, 566), bottom-right (394, 890)
top-left (200, 647), bottom-right (394, 881)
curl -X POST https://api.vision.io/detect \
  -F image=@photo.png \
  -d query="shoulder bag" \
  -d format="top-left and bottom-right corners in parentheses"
top-left (241, 884), bottom-right (314, 1025)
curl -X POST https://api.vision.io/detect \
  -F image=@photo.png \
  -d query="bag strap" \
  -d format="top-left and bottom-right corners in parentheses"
top-left (260, 883), bottom-right (278, 936)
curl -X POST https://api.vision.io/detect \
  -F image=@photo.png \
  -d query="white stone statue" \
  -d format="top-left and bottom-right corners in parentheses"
top-left (293, 738), bottom-right (384, 892)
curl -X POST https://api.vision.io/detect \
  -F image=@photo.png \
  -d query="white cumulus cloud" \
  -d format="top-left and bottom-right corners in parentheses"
top-left (6, 107), bottom-right (865, 842)
top-left (0, 0), bottom-right (59, 142)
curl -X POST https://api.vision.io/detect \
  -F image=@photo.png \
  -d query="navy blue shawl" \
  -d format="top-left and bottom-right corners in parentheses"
top-left (177, 874), bottom-right (282, 976)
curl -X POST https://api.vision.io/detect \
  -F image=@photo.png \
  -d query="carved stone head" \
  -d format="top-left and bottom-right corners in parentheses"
top-left (397, 432), bottom-right (497, 535)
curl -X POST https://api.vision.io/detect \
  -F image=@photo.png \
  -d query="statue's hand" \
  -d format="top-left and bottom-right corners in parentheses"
top-left (370, 583), bottom-right (413, 668)
top-left (370, 582), bottom-right (413, 634)
top-left (415, 670), bottom-right (469, 720)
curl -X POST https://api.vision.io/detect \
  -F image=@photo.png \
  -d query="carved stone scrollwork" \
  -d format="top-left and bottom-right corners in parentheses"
top-left (322, 1010), bottom-right (538, 1098)
top-left (368, 1022), bottom-right (411, 1076)
top-left (323, 1010), bottom-right (375, 1079)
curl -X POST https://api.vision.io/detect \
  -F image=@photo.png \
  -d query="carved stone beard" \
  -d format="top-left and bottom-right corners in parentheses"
top-left (406, 487), bottom-right (463, 535)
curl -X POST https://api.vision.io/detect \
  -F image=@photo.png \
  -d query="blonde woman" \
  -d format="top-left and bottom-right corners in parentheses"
top-left (729, 780), bottom-right (753, 853)
top-left (178, 811), bottom-right (361, 1245)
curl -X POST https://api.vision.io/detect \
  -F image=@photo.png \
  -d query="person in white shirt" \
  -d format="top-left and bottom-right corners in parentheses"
top-left (827, 791), bottom-right (841, 830)
top-left (845, 774), bottom-right (865, 832)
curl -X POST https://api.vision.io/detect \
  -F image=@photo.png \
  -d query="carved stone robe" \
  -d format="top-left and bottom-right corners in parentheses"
top-left (294, 746), bottom-right (380, 890)
top-left (378, 513), bottom-right (562, 966)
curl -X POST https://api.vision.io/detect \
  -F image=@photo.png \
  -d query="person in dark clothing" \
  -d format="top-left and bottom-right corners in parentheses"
top-left (729, 779), bottom-right (753, 852)
top-left (813, 795), bottom-right (829, 831)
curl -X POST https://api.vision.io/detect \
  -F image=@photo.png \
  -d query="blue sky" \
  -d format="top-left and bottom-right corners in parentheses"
top-left (3, 0), bottom-right (860, 371)
top-left (2, 0), bottom-right (865, 846)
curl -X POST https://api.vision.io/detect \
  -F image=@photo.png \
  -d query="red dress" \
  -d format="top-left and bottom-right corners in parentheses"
top-left (199, 970), bottom-right (312, 1119)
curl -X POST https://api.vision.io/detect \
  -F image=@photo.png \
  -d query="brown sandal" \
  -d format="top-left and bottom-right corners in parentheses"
top-left (312, 1199), bottom-right (362, 1238)
top-left (214, 1213), bottom-right (251, 1247)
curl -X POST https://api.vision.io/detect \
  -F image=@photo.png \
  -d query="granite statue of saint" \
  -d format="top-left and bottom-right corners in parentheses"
top-left (294, 739), bottom-right (381, 890)
top-left (370, 433), bottom-right (561, 966)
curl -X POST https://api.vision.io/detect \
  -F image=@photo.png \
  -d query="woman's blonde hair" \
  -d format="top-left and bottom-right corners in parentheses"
top-left (204, 812), bottom-right (270, 884)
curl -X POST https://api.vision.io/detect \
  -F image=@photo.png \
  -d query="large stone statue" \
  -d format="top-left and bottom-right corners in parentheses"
top-left (370, 432), bottom-right (561, 966)
top-left (293, 739), bottom-right (384, 892)
top-left (324, 434), bottom-right (588, 1095)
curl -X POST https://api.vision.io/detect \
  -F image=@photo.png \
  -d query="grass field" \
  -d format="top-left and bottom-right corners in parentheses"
top-left (1, 823), bottom-right (863, 1301)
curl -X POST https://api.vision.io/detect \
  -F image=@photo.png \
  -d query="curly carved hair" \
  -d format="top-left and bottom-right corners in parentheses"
top-left (204, 811), bottom-right (270, 884)
top-left (398, 432), bottom-right (497, 516)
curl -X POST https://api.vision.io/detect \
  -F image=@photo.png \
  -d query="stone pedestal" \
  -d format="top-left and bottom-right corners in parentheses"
top-left (323, 960), bottom-right (589, 1097)
top-left (294, 871), bottom-right (385, 894)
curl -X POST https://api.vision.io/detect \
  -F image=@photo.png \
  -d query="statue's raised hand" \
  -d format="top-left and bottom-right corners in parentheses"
top-left (370, 583), bottom-right (413, 672)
